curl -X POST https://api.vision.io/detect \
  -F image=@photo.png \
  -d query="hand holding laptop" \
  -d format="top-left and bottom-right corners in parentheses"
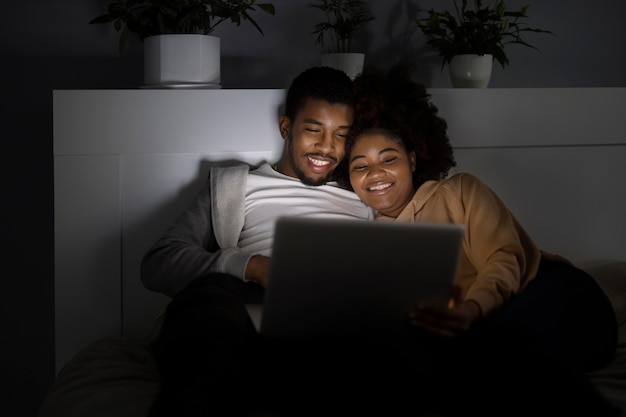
top-left (409, 283), bottom-right (480, 338)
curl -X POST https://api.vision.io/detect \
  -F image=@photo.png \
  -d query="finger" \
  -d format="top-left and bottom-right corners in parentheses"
top-left (410, 309), bottom-right (470, 335)
top-left (448, 284), bottom-right (463, 308)
top-left (415, 304), bottom-right (466, 321)
top-left (411, 319), bottom-right (458, 339)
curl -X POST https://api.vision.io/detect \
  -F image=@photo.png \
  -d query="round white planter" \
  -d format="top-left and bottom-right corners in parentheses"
top-left (143, 34), bottom-right (221, 88)
top-left (449, 54), bottom-right (493, 88)
top-left (320, 53), bottom-right (365, 80)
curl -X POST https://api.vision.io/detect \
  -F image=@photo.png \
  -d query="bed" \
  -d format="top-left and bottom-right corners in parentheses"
top-left (39, 87), bottom-right (626, 416)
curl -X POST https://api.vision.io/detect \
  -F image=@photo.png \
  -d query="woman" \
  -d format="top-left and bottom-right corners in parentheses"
top-left (337, 63), bottom-right (620, 416)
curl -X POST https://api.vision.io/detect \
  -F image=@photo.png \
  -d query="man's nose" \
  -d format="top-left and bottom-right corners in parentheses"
top-left (315, 132), bottom-right (335, 153)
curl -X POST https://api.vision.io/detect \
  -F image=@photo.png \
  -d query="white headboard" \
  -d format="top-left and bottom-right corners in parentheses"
top-left (53, 88), bottom-right (626, 373)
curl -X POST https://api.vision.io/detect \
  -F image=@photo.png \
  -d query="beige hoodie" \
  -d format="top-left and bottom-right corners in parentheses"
top-left (377, 172), bottom-right (545, 318)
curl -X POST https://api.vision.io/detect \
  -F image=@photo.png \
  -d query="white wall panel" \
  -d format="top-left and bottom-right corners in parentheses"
top-left (53, 155), bottom-right (121, 373)
top-left (453, 145), bottom-right (626, 262)
top-left (53, 89), bottom-right (286, 155)
top-left (433, 88), bottom-right (626, 148)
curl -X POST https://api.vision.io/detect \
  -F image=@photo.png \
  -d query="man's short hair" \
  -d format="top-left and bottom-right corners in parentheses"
top-left (284, 66), bottom-right (353, 120)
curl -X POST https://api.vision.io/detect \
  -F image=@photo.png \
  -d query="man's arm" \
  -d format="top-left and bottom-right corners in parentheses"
top-left (140, 184), bottom-right (219, 297)
top-left (140, 166), bottom-right (250, 297)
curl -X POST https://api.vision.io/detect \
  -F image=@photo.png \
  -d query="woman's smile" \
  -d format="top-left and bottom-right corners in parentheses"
top-left (366, 181), bottom-right (393, 193)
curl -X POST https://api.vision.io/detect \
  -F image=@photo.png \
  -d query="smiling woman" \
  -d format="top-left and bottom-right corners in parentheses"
top-left (347, 131), bottom-right (417, 218)
top-left (336, 62), bottom-right (622, 416)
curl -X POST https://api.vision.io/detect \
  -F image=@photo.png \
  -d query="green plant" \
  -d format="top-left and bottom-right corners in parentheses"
top-left (414, 0), bottom-right (552, 69)
top-left (310, 0), bottom-right (375, 53)
top-left (90, 0), bottom-right (276, 54)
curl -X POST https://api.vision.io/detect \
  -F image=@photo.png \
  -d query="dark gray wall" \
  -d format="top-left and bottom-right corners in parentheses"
top-left (1, 0), bottom-right (625, 415)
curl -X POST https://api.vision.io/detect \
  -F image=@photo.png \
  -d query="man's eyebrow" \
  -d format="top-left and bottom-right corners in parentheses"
top-left (302, 118), bottom-right (352, 130)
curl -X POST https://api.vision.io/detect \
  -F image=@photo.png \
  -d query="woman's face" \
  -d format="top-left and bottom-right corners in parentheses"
top-left (348, 132), bottom-right (416, 218)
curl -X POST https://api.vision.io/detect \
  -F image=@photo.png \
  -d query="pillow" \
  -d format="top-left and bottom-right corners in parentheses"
top-left (577, 260), bottom-right (626, 329)
top-left (37, 338), bottom-right (159, 417)
top-left (579, 261), bottom-right (626, 417)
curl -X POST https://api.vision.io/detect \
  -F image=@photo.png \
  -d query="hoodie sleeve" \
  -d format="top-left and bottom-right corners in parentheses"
top-left (455, 173), bottom-right (541, 316)
top-left (140, 164), bottom-right (250, 297)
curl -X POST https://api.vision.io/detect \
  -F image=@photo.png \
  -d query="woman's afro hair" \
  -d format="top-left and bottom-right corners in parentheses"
top-left (338, 62), bottom-right (456, 188)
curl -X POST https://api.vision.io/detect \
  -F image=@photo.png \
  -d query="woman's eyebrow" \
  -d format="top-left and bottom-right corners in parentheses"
top-left (350, 154), bottom-right (366, 163)
top-left (349, 147), bottom-right (399, 164)
top-left (378, 147), bottom-right (400, 155)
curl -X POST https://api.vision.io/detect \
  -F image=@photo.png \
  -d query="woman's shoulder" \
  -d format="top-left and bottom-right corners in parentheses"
top-left (434, 172), bottom-right (500, 202)
top-left (445, 171), bottom-right (482, 182)
top-left (438, 171), bottom-right (488, 189)
top-left (416, 173), bottom-right (492, 204)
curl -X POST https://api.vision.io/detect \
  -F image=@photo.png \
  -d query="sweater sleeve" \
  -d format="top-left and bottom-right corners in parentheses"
top-left (456, 174), bottom-right (541, 316)
top-left (140, 165), bottom-right (250, 297)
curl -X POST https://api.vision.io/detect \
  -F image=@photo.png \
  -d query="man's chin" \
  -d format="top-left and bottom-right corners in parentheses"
top-left (299, 173), bottom-right (333, 187)
top-left (292, 161), bottom-right (336, 186)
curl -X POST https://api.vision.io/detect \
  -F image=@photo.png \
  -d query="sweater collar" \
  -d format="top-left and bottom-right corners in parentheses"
top-left (376, 180), bottom-right (443, 222)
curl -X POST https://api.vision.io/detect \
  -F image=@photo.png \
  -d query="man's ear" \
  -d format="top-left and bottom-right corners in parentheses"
top-left (278, 115), bottom-right (290, 140)
top-left (410, 151), bottom-right (417, 172)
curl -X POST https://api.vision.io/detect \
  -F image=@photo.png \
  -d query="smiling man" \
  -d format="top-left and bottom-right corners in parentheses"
top-left (275, 97), bottom-right (353, 186)
top-left (141, 66), bottom-right (373, 295)
top-left (140, 66), bottom-right (374, 417)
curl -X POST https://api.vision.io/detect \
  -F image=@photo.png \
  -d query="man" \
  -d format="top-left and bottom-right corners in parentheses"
top-left (141, 66), bottom-right (373, 295)
top-left (142, 66), bottom-right (374, 417)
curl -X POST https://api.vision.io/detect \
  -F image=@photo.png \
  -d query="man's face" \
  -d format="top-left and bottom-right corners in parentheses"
top-left (279, 98), bottom-right (354, 186)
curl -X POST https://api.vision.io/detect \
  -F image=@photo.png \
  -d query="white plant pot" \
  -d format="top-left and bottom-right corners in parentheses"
top-left (449, 54), bottom-right (493, 88)
top-left (143, 34), bottom-right (221, 87)
top-left (320, 53), bottom-right (365, 80)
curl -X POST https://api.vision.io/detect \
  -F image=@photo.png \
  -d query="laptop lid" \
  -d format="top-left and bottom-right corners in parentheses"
top-left (258, 216), bottom-right (465, 339)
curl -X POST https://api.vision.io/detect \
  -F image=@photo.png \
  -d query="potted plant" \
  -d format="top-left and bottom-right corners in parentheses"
top-left (90, 0), bottom-right (276, 87)
top-left (414, 0), bottom-right (552, 87)
top-left (309, 0), bottom-right (375, 79)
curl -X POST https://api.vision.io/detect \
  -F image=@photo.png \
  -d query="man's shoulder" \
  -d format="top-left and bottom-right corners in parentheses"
top-left (208, 161), bottom-right (254, 179)
top-left (210, 161), bottom-right (254, 172)
top-left (206, 162), bottom-right (255, 194)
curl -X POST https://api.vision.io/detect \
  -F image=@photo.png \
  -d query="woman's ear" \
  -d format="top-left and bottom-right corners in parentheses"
top-left (278, 115), bottom-right (290, 140)
top-left (409, 151), bottom-right (417, 172)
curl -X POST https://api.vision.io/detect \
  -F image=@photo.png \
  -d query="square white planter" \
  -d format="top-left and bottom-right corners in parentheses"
top-left (449, 54), bottom-right (493, 88)
top-left (143, 34), bottom-right (221, 88)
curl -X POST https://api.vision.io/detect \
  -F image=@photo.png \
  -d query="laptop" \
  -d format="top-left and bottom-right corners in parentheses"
top-left (250, 216), bottom-right (465, 339)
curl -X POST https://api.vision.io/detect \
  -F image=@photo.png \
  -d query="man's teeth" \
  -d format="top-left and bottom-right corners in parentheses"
top-left (369, 183), bottom-right (392, 191)
top-left (309, 158), bottom-right (330, 166)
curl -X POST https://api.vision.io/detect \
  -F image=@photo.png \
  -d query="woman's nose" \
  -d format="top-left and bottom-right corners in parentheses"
top-left (368, 164), bottom-right (385, 178)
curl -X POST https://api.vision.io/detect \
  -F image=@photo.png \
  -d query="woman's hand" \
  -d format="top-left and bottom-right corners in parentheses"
top-left (245, 255), bottom-right (271, 288)
top-left (408, 284), bottom-right (482, 338)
